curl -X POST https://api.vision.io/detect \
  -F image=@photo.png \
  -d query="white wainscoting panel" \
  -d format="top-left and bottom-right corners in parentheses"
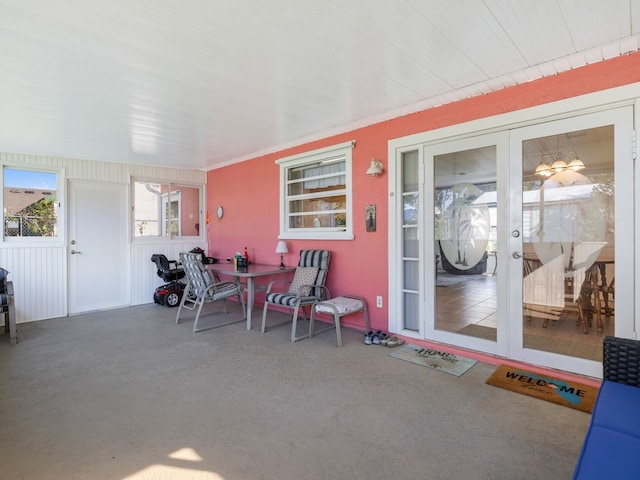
top-left (0, 246), bottom-right (67, 323)
top-left (131, 242), bottom-right (203, 306)
top-left (1, 151), bottom-right (206, 323)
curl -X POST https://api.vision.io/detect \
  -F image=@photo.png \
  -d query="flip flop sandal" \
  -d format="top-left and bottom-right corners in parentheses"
top-left (364, 331), bottom-right (373, 345)
top-left (386, 337), bottom-right (405, 348)
top-left (380, 333), bottom-right (392, 346)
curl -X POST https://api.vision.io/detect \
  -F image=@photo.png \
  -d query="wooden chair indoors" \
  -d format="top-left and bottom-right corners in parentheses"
top-left (176, 251), bottom-right (245, 333)
top-left (261, 249), bottom-right (331, 342)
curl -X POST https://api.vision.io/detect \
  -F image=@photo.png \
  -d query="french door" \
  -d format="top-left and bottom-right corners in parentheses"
top-left (507, 107), bottom-right (633, 376)
top-left (396, 105), bottom-right (634, 377)
top-left (422, 132), bottom-right (508, 357)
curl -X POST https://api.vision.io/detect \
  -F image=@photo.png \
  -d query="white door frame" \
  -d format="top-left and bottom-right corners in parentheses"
top-left (388, 85), bottom-right (638, 377)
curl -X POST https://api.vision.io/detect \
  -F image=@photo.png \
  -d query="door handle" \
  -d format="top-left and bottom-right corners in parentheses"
top-left (512, 251), bottom-right (523, 259)
top-left (70, 249), bottom-right (82, 254)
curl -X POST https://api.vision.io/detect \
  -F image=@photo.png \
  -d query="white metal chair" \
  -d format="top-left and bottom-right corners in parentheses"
top-left (176, 251), bottom-right (246, 333)
top-left (261, 250), bottom-right (331, 342)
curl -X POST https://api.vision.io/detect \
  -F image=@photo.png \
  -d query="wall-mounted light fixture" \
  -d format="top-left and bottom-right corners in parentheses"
top-left (366, 159), bottom-right (384, 177)
top-left (275, 240), bottom-right (288, 269)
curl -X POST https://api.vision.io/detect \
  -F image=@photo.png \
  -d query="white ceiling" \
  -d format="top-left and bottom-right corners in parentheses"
top-left (1, 0), bottom-right (639, 171)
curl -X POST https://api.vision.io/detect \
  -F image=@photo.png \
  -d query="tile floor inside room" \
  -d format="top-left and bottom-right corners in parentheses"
top-left (435, 271), bottom-right (613, 362)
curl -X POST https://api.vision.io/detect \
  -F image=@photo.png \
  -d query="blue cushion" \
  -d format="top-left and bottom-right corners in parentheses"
top-left (573, 426), bottom-right (640, 479)
top-left (591, 380), bottom-right (640, 438)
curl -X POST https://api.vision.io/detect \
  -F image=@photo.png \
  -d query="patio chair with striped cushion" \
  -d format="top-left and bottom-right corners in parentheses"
top-left (261, 250), bottom-right (331, 342)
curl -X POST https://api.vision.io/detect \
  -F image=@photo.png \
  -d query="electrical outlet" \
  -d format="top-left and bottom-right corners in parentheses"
top-left (376, 296), bottom-right (383, 308)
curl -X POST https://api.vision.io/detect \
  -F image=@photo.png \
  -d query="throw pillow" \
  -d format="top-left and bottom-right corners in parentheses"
top-left (288, 266), bottom-right (319, 296)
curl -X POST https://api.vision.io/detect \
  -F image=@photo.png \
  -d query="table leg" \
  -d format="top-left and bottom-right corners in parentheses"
top-left (591, 268), bottom-right (603, 333)
top-left (246, 277), bottom-right (254, 330)
top-left (598, 263), bottom-right (614, 316)
top-left (578, 269), bottom-right (595, 334)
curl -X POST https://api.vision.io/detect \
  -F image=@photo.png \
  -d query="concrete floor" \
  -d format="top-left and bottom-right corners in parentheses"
top-left (0, 303), bottom-right (591, 480)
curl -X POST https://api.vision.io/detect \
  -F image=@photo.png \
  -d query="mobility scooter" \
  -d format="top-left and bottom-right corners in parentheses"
top-left (150, 254), bottom-right (186, 307)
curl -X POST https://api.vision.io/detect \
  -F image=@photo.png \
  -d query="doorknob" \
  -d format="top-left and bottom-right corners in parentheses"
top-left (70, 249), bottom-right (82, 254)
top-left (512, 251), bottom-right (523, 259)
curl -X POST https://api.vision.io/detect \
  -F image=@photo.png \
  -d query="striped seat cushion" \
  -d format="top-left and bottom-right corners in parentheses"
top-left (265, 292), bottom-right (306, 307)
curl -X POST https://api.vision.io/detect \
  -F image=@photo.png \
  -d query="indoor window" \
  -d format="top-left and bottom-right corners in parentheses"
top-left (278, 141), bottom-right (354, 240)
top-left (133, 180), bottom-right (202, 238)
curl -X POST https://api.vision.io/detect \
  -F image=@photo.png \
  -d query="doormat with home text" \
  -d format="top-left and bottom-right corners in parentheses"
top-left (389, 344), bottom-right (477, 377)
top-left (485, 365), bottom-right (599, 413)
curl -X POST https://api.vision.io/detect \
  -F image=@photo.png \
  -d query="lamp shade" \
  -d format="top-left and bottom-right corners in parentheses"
top-left (365, 159), bottom-right (383, 176)
top-left (551, 159), bottom-right (568, 172)
top-left (275, 240), bottom-right (288, 254)
top-left (568, 158), bottom-right (585, 170)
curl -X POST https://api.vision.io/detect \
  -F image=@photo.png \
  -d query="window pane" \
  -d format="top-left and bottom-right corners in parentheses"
top-left (134, 181), bottom-right (202, 237)
top-left (288, 194), bottom-right (346, 213)
top-left (403, 292), bottom-right (419, 331)
top-left (402, 150), bottom-right (419, 191)
top-left (288, 212), bottom-right (347, 229)
top-left (287, 193), bottom-right (346, 230)
top-left (403, 193), bottom-right (418, 225)
top-left (134, 181), bottom-right (164, 236)
top-left (403, 226), bottom-right (419, 258)
top-left (4, 168), bottom-right (58, 237)
top-left (404, 259), bottom-right (419, 290)
top-left (279, 141), bottom-right (353, 239)
top-left (163, 192), bottom-right (180, 236)
top-left (287, 161), bottom-right (346, 196)
top-left (175, 185), bottom-right (201, 236)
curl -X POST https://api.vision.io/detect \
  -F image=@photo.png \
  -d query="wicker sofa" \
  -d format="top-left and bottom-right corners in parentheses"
top-left (573, 336), bottom-right (640, 479)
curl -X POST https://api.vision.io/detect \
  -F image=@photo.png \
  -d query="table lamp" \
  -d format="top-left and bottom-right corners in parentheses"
top-left (275, 240), bottom-right (288, 269)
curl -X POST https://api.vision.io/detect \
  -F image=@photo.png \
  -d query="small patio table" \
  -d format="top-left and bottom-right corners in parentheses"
top-left (207, 263), bottom-right (296, 330)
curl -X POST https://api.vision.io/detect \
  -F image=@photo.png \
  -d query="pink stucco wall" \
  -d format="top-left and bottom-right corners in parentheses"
top-left (207, 53), bottom-right (640, 332)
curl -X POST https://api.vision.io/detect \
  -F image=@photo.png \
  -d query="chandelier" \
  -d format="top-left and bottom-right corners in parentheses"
top-left (535, 151), bottom-right (585, 177)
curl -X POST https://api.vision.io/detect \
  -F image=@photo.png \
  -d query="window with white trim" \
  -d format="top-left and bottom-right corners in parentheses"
top-left (3, 166), bottom-right (60, 239)
top-left (278, 141), bottom-right (354, 240)
top-left (133, 180), bottom-right (203, 239)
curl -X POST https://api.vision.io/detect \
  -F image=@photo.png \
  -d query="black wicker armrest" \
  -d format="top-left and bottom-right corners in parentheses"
top-left (603, 336), bottom-right (640, 387)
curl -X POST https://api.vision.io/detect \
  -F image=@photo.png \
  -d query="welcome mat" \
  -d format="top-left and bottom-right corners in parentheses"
top-left (485, 365), bottom-right (599, 413)
top-left (389, 344), bottom-right (478, 377)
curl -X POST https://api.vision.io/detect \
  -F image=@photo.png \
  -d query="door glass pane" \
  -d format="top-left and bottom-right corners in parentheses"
top-left (434, 146), bottom-right (497, 340)
top-left (522, 126), bottom-right (614, 360)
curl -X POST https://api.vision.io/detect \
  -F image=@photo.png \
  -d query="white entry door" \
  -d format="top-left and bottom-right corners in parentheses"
top-left (507, 106), bottom-right (634, 377)
top-left (423, 132), bottom-right (509, 357)
top-left (68, 180), bottom-right (129, 314)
